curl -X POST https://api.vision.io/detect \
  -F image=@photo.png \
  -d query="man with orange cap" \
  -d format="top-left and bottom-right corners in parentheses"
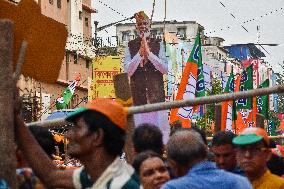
top-left (15, 99), bottom-right (140, 189)
top-left (124, 11), bottom-right (167, 106)
top-left (233, 127), bottom-right (284, 189)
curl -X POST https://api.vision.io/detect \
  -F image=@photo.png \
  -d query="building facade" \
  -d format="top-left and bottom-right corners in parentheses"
top-left (116, 20), bottom-right (205, 46)
top-left (18, 0), bottom-right (97, 122)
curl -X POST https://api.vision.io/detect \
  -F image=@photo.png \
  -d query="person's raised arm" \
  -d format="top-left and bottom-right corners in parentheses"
top-left (15, 114), bottom-right (74, 188)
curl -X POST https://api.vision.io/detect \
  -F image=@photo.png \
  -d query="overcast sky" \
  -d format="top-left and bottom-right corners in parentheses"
top-left (92, 0), bottom-right (284, 73)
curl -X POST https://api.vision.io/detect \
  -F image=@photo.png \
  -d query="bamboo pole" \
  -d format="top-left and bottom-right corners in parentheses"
top-left (214, 103), bottom-right (222, 133)
top-left (0, 20), bottom-right (17, 188)
top-left (26, 117), bottom-right (66, 128)
top-left (128, 85), bottom-right (284, 115)
top-left (27, 85), bottom-right (284, 128)
top-left (207, 135), bottom-right (284, 141)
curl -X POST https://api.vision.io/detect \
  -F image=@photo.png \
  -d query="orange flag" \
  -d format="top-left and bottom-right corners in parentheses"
top-left (233, 74), bottom-right (246, 133)
top-left (221, 68), bottom-right (235, 131)
top-left (169, 32), bottom-right (201, 128)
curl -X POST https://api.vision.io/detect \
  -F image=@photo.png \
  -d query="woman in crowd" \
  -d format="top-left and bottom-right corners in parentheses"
top-left (133, 151), bottom-right (170, 189)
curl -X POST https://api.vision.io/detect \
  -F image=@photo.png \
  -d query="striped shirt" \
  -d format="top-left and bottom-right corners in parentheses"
top-left (73, 157), bottom-right (140, 189)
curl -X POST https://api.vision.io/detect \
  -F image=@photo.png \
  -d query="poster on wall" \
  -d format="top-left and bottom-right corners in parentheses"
top-left (88, 56), bottom-right (122, 100)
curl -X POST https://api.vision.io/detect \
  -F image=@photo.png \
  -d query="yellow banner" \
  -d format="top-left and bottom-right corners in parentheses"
top-left (88, 56), bottom-right (122, 100)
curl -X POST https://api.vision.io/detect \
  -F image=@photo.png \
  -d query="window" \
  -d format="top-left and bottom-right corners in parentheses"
top-left (49, 0), bottom-right (53, 5)
top-left (218, 53), bottom-right (222, 60)
top-left (122, 31), bottom-right (131, 42)
top-left (156, 28), bottom-right (164, 39)
top-left (85, 17), bottom-right (89, 27)
top-left (177, 28), bottom-right (186, 39)
top-left (79, 11), bottom-right (82, 20)
top-left (74, 54), bottom-right (78, 64)
top-left (57, 0), bottom-right (61, 8)
top-left (86, 59), bottom-right (90, 68)
top-left (134, 30), bottom-right (139, 38)
top-left (150, 29), bottom-right (157, 38)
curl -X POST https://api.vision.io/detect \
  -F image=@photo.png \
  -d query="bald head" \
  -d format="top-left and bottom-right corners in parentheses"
top-left (167, 130), bottom-right (207, 167)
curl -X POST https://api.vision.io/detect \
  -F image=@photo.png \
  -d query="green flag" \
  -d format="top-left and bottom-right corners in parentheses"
top-left (195, 32), bottom-right (205, 117)
top-left (195, 32), bottom-right (205, 97)
top-left (236, 64), bottom-right (253, 110)
top-left (224, 68), bottom-right (235, 93)
top-left (224, 68), bottom-right (237, 121)
top-left (56, 75), bottom-right (81, 109)
top-left (257, 79), bottom-right (269, 119)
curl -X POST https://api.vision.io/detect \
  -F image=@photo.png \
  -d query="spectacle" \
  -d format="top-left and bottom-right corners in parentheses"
top-left (238, 145), bottom-right (268, 154)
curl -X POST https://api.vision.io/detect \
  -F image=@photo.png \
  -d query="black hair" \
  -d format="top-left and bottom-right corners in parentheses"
top-left (81, 111), bottom-right (125, 157)
top-left (132, 150), bottom-right (162, 174)
top-left (267, 153), bottom-right (284, 176)
top-left (269, 140), bottom-right (277, 148)
top-left (29, 126), bottom-right (56, 157)
top-left (212, 131), bottom-right (236, 147)
top-left (133, 123), bottom-right (163, 155)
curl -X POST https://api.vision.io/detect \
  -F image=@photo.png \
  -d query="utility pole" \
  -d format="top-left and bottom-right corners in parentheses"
top-left (0, 20), bottom-right (17, 188)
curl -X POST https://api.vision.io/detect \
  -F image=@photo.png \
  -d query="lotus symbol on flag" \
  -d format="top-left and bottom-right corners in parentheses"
top-left (57, 96), bottom-right (65, 104)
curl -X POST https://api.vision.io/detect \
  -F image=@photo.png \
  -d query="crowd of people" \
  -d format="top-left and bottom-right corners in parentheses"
top-left (14, 98), bottom-right (284, 189)
top-left (11, 8), bottom-right (284, 189)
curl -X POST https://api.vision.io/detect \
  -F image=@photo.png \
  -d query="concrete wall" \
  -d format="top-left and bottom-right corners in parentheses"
top-left (82, 6), bottom-right (92, 39)
top-left (17, 0), bottom-right (95, 121)
top-left (40, 0), bottom-right (68, 25)
top-left (70, 0), bottom-right (83, 35)
top-left (57, 52), bottom-right (92, 88)
top-left (204, 37), bottom-right (224, 46)
top-left (203, 46), bottom-right (227, 61)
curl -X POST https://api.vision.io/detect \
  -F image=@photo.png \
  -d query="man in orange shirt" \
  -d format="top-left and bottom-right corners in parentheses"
top-left (233, 127), bottom-right (284, 189)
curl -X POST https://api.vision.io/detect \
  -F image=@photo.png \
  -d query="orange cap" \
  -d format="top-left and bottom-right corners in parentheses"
top-left (66, 98), bottom-right (127, 130)
top-left (233, 127), bottom-right (269, 146)
top-left (134, 11), bottom-right (149, 22)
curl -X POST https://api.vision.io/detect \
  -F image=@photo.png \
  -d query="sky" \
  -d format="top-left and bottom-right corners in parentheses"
top-left (91, 0), bottom-right (284, 73)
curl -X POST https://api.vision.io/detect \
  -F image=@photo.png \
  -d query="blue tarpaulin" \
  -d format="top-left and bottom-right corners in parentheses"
top-left (224, 44), bottom-right (265, 61)
top-left (45, 110), bottom-right (74, 120)
top-left (224, 45), bottom-right (250, 61)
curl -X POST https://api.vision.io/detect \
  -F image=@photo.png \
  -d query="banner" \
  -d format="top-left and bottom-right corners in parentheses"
top-left (257, 79), bottom-right (269, 119)
top-left (90, 56), bottom-right (122, 99)
top-left (221, 68), bottom-right (235, 131)
top-left (236, 64), bottom-right (253, 110)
